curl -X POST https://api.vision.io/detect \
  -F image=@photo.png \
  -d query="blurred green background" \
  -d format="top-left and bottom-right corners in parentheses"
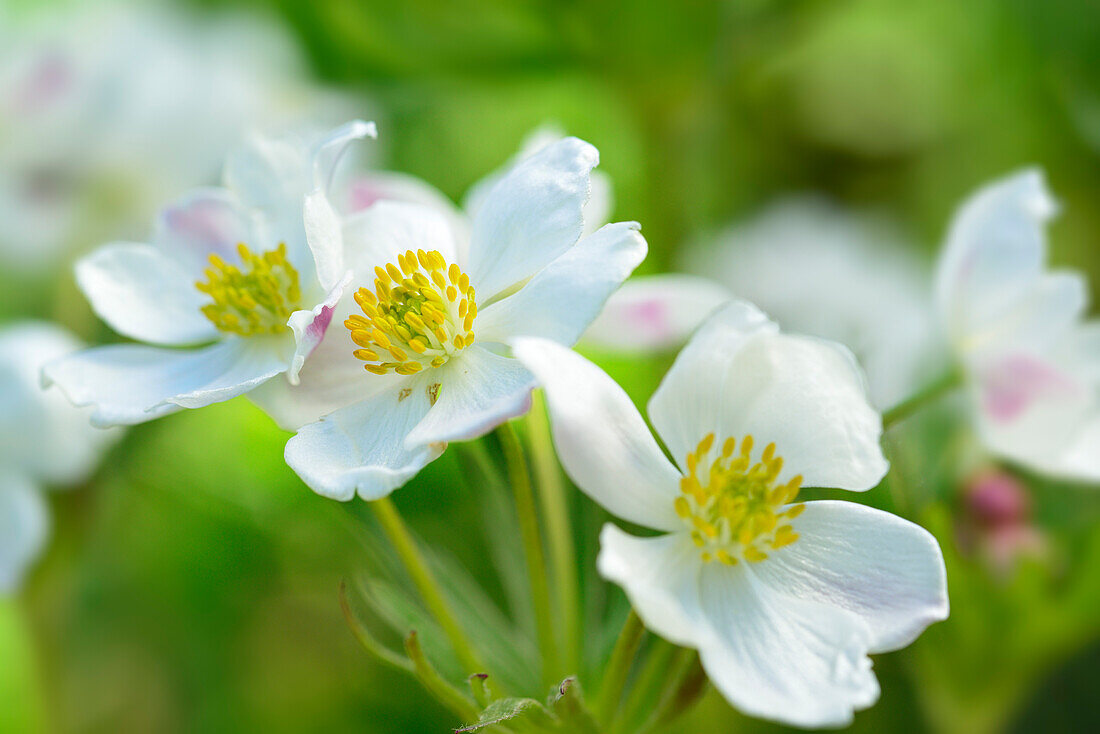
top-left (5, 0), bottom-right (1100, 731)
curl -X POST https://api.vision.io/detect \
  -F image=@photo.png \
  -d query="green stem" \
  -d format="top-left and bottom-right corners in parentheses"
top-left (597, 609), bottom-right (646, 727)
top-left (459, 439), bottom-right (508, 495)
top-left (338, 580), bottom-right (415, 673)
top-left (882, 370), bottom-right (963, 429)
top-left (369, 497), bottom-right (486, 679)
top-left (641, 649), bottom-right (705, 733)
top-left (614, 639), bottom-right (677, 734)
top-left (526, 392), bottom-right (581, 676)
top-left (405, 631), bottom-right (481, 723)
top-left (498, 421), bottom-right (560, 690)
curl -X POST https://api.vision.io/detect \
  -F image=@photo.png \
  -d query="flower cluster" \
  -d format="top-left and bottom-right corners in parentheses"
top-left (7, 91), bottom-right (1099, 731)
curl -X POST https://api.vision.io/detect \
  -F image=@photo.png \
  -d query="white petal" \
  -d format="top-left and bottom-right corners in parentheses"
top-left (972, 352), bottom-right (1094, 472)
top-left (512, 337), bottom-right (683, 531)
top-left (649, 302), bottom-right (888, 490)
top-left (935, 169), bottom-right (1060, 355)
top-left (596, 524), bottom-right (706, 647)
top-left (342, 170), bottom-right (459, 215)
top-left (753, 501), bottom-right (949, 652)
top-left (75, 243), bottom-right (218, 346)
top-left (647, 300), bottom-right (777, 464)
top-left (467, 137), bottom-right (598, 300)
top-left (42, 338), bottom-right (288, 427)
top-left (0, 322), bottom-right (119, 485)
top-left (309, 120), bottom-right (377, 194)
top-left (303, 190), bottom-right (346, 292)
top-left (154, 187), bottom-right (254, 275)
top-left (580, 274), bottom-right (732, 353)
top-left (404, 346), bottom-right (535, 448)
top-left (304, 121), bottom-right (377, 291)
top-left (0, 473), bottom-right (49, 594)
top-left (964, 271), bottom-right (1089, 359)
top-left (1056, 414), bottom-right (1100, 481)
top-left (286, 272), bottom-right (352, 385)
top-left (596, 523), bottom-right (882, 728)
top-left (476, 222), bottom-right (647, 346)
top-left (223, 130), bottom-right (307, 213)
top-left (463, 126), bottom-right (612, 237)
top-left (221, 131), bottom-right (313, 268)
top-left (284, 375), bottom-right (443, 501)
top-left (584, 171), bottom-right (614, 236)
top-left (341, 200), bottom-right (459, 278)
top-left (697, 561), bottom-right (879, 728)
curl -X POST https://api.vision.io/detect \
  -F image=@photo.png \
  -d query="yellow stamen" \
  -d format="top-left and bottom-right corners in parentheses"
top-left (345, 249), bottom-right (477, 375)
top-left (195, 242), bottom-right (301, 336)
top-left (673, 433), bottom-right (804, 564)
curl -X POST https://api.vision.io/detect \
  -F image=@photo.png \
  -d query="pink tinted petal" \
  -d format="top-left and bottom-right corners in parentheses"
top-left (14, 52), bottom-right (73, 114)
top-left (981, 354), bottom-right (1078, 424)
top-left (347, 179), bottom-right (385, 211)
top-left (286, 272), bottom-right (352, 385)
top-left (154, 189), bottom-right (252, 274)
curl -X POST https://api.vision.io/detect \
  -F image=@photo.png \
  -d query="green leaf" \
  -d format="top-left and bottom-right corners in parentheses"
top-left (454, 697), bottom-right (554, 733)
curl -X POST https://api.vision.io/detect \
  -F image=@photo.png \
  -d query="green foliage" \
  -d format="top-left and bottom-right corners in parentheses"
top-left (8, 0), bottom-right (1100, 732)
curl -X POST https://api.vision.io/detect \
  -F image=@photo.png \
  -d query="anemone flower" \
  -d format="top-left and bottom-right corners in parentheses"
top-left (514, 301), bottom-right (948, 728)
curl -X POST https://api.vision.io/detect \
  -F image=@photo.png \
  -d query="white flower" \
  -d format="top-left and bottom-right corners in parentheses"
top-left (0, 3), bottom-right (362, 273)
top-left (0, 322), bottom-right (119, 592)
top-left (334, 124), bottom-right (613, 239)
top-left (513, 302), bottom-right (948, 728)
top-left (42, 121), bottom-right (375, 427)
top-left (936, 169), bottom-right (1100, 482)
top-left (584, 198), bottom-right (944, 408)
top-left (276, 137), bottom-right (646, 501)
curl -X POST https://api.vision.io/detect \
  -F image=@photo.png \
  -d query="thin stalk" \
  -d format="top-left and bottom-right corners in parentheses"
top-left (597, 609), bottom-right (646, 727)
top-left (882, 370), bottom-right (962, 429)
top-left (405, 631), bottom-right (481, 723)
top-left (642, 650), bottom-right (706, 732)
top-left (338, 580), bottom-right (414, 673)
top-left (370, 497), bottom-right (486, 678)
top-left (526, 392), bottom-right (581, 676)
top-left (459, 438), bottom-right (508, 495)
top-left (498, 421), bottom-right (560, 689)
top-left (614, 638), bottom-right (678, 734)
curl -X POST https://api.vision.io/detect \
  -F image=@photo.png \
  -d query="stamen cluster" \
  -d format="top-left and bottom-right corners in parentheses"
top-left (345, 249), bottom-right (477, 376)
top-left (675, 433), bottom-right (804, 564)
top-left (195, 243), bottom-right (302, 336)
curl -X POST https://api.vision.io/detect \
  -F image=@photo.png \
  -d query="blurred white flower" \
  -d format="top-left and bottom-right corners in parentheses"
top-left (279, 138), bottom-right (646, 501)
top-left (0, 322), bottom-right (119, 592)
top-left (0, 3), bottom-right (363, 273)
top-left (514, 302), bottom-right (948, 728)
top-left (43, 122), bottom-right (374, 427)
top-left (581, 274), bottom-right (732, 353)
top-left (936, 170), bottom-right (1100, 482)
top-left (585, 198), bottom-right (945, 408)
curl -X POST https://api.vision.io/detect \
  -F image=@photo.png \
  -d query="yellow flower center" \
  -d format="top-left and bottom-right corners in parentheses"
top-left (195, 243), bottom-right (302, 336)
top-left (675, 433), bottom-right (805, 565)
top-left (345, 248), bottom-right (477, 376)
